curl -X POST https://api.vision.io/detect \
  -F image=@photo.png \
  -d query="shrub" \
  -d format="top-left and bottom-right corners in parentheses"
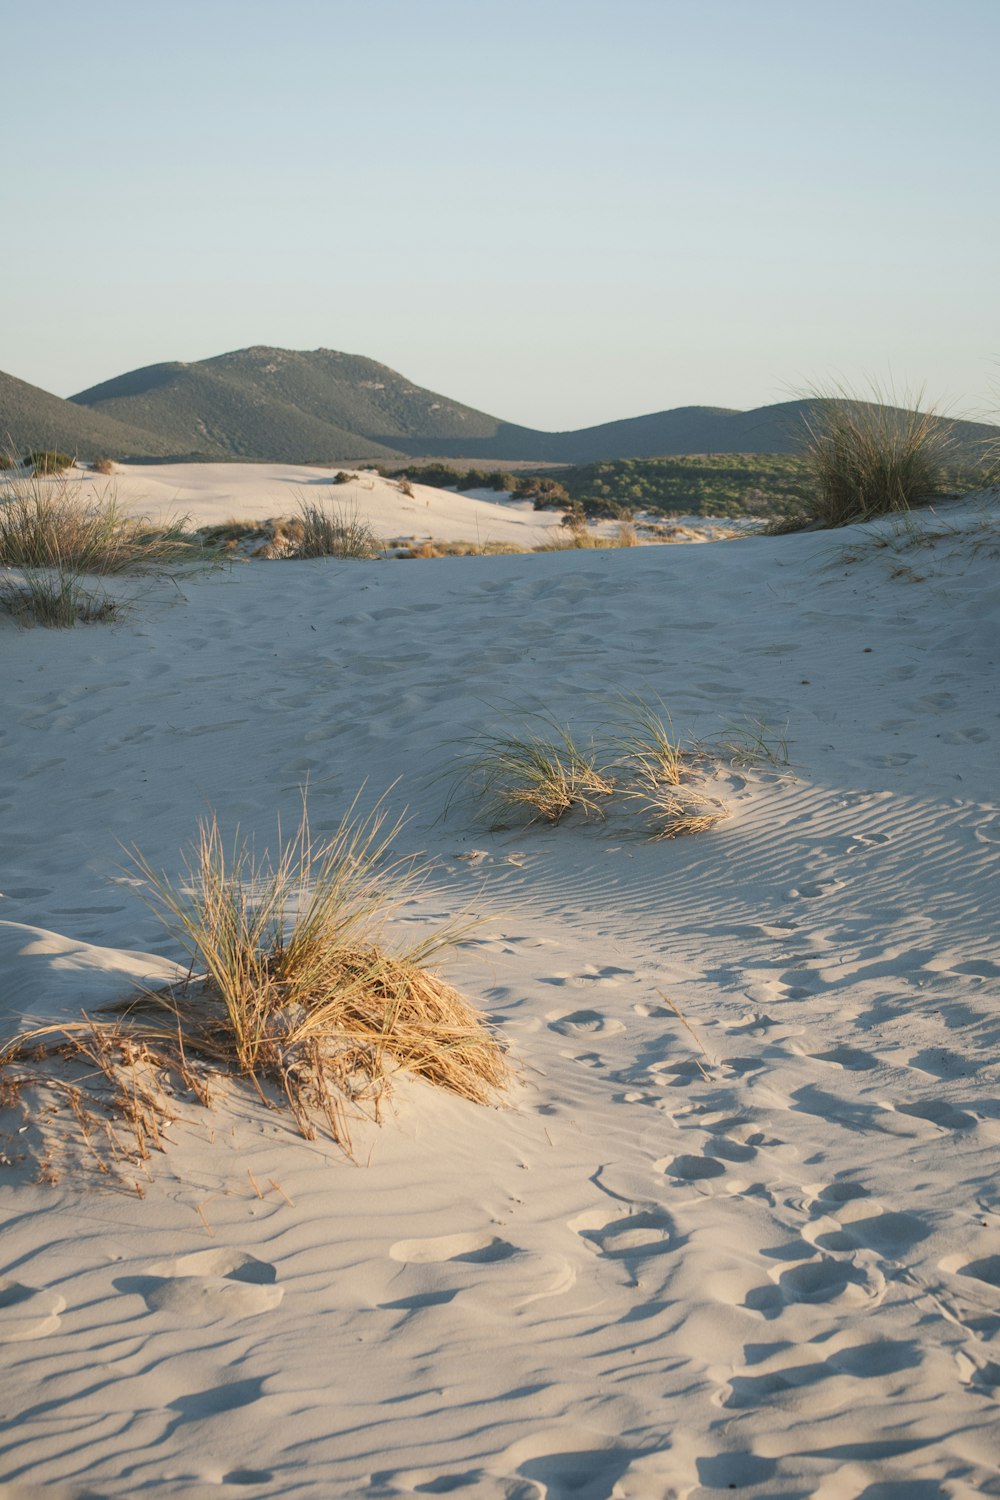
top-left (25, 449), bottom-right (74, 475)
top-left (521, 476), bottom-right (570, 506)
top-left (800, 385), bottom-right (957, 526)
top-left (91, 456), bottom-right (115, 475)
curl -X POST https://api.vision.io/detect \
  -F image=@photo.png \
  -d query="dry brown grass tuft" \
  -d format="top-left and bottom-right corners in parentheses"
top-left (624, 779), bottom-right (729, 839)
top-left (0, 796), bottom-right (508, 1180)
top-left (451, 700), bottom-right (787, 841)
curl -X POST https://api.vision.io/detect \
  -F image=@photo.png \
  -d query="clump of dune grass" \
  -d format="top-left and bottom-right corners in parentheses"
top-left (1, 796), bottom-right (508, 1177)
top-left (800, 384), bottom-right (958, 527)
top-left (451, 700), bottom-right (790, 841)
top-left (457, 718), bottom-right (615, 827)
top-left (0, 568), bottom-right (121, 628)
top-left (610, 694), bottom-right (687, 785)
top-left (0, 470), bottom-right (195, 572)
top-left (623, 776), bottom-right (728, 840)
top-left (292, 498), bottom-right (381, 559)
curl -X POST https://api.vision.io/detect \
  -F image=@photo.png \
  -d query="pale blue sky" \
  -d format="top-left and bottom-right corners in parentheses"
top-left (4, 0), bottom-right (998, 428)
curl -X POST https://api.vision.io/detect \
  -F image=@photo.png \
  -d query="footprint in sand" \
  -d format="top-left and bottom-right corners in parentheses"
top-left (0, 1279), bottom-right (65, 1341)
top-left (756, 1256), bottom-right (885, 1311)
top-left (803, 1182), bottom-right (869, 1218)
top-left (788, 877), bottom-right (844, 900)
top-left (389, 1231), bottom-right (518, 1265)
top-left (568, 1206), bottom-right (678, 1290)
top-left (893, 1099), bottom-right (977, 1131)
top-left (657, 1152), bottom-right (727, 1182)
top-left (546, 1009), bottom-right (625, 1037)
top-left (809, 1044), bottom-right (880, 1071)
top-left (542, 965), bottom-right (632, 988)
top-left (119, 1249), bottom-right (283, 1321)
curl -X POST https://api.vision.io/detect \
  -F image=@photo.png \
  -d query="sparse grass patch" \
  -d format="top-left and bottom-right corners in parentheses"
top-left (452, 701), bottom-right (787, 840)
top-left (692, 717), bottom-right (791, 770)
top-left (396, 539), bottom-right (529, 559)
top-left (533, 530), bottom-right (632, 552)
top-left (1, 796), bottom-right (508, 1178)
top-left (456, 719), bottom-right (615, 827)
top-left (839, 502), bottom-right (1000, 568)
top-left (0, 569), bottom-right (121, 627)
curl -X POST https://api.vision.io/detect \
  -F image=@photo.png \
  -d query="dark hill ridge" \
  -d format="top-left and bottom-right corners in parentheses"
top-left (2, 346), bottom-right (996, 465)
top-left (0, 370), bottom-right (178, 461)
top-left (71, 348), bottom-right (999, 463)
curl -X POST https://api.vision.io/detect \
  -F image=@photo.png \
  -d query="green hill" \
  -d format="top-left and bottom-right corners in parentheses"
top-left (0, 369), bottom-right (177, 461)
top-left (73, 349), bottom-right (998, 465)
top-left (71, 352), bottom-right (409, 463)
top-left (1, 345), bottom-right (994, 468)
top-left (70, 346), bottom-right (506, 462)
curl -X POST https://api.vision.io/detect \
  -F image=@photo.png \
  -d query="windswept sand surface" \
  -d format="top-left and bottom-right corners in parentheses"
top-left (0, 496), bottom-right (998, 1498)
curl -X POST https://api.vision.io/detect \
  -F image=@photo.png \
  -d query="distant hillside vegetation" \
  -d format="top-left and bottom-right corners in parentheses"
top-left (73, 350), bottom-right (998, 465)
top-left (71, 351), bottom-right (411, 463)
top-left (3, 345), bottom-right (996, 467)
top-left (0, 370), bottom-right (176, 461)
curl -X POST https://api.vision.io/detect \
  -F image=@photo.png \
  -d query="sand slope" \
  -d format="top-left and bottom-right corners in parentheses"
top-left (0, 494), bottom-right (998, 1498)
top-left (52, 461), bottom-right (567, 547)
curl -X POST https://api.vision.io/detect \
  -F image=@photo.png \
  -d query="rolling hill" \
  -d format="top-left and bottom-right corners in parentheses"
top-left (0, 370), bottom-right (178, 462)
top-left (2, 345), bottom-right (996, 466)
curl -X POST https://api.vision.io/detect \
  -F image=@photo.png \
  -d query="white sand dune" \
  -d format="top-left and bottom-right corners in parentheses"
top-left (60, 461), bottom-right (568, 546)
top-left (0, 489), bottom-right (998, 1498)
